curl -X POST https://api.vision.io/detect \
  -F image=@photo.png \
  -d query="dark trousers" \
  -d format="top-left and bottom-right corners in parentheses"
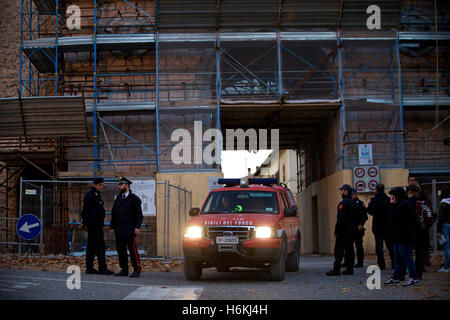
top-left (393, 243), bottom-right (418, 280)
top-left (375, 233), bottom-right (394, 269)
top-left (343, 231), bottom-right (364, 266)
top-left (423, 228), bottom-right (431, 265)
top-left (415, 230), bottom-right (427, 278)
top-left (354, 233), bottom-right (365, 265)
top-left (333, 234), bottom-right (354, 271)
top-left (116, 235), bottom-right (141, 273)
top-left (86, 227), bottom-right (107, 271)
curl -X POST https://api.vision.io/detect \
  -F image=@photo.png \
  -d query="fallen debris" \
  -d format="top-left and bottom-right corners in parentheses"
top-left (0, 255), bottom-right (184, 273)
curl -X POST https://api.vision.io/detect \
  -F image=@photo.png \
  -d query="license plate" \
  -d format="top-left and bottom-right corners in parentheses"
top-left (216, 236), bottom-right (239, 244)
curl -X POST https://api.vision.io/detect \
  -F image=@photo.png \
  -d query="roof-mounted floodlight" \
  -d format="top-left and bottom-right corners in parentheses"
top-left (240, 177), bottom-right (249, 188)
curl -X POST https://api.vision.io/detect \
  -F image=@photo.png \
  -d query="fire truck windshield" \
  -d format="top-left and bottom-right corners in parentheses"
top-left (201, 190), bottom-right (280, 214)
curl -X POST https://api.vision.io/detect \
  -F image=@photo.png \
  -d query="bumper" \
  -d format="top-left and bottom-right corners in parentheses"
top-left (183, 237), bottom-right (282, 267)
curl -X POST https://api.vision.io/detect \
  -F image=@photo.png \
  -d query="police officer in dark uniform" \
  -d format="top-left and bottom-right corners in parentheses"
top-left (110, 177), bottom-right (144, 278)
top-left (352, 188), bottom-right (368, 268)
top-left (342, 188), bottom-right (368, 268)
top-left (327, 184), bottom-right (359, 276)
top-left (81, 177), bottom-right (113, 275)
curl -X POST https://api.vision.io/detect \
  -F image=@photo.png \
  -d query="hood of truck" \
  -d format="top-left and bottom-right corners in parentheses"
top-left (186, 213), bottom-right (281, 228)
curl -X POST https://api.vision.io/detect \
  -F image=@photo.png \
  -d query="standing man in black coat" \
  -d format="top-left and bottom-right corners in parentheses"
top-left (367, 183), bottom-right (394, 270)
top-left (352, 188), bottom-right (368, 268)
top-left (384, 187), bottom-right (419, 286)
top-left (81, 177), bottom-right (113, 275)
top-left (110, 177), bottom-right (144, 278)
top-left (327, 184), bottom-right (359, 276)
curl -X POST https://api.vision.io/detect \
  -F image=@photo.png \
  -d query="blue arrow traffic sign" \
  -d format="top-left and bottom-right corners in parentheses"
top-left (17, 214), bottom-right (41, 240)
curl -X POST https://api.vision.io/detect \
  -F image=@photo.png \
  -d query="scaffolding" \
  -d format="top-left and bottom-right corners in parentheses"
top-left (17, 0), bottom-right (450, 179)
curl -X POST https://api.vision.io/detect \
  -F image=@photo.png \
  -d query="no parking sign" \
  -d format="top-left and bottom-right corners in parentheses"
top-left (355, 180), bottom-right (366, 192)
top-left (353, 165), bottom-right (380, 193)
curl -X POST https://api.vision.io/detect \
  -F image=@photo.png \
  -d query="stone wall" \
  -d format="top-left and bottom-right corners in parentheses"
top-left (0, 0), bottom-right (20, 98)
top-left (0, 0), bottom-right (20, 252)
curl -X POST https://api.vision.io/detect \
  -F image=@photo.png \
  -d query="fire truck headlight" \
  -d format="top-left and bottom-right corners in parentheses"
top-left (255, 226), bottom-right (275, 239)
top-left (184, 226), bottom-right (203, 239)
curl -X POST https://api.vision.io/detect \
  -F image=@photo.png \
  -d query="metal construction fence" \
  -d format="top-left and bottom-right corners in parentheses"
top-left (421, 180), bottom-right (450, 256)
top-left (160, 181), bottom-right (193, 259)
top-left (0, 178), bottom-right (191, 260)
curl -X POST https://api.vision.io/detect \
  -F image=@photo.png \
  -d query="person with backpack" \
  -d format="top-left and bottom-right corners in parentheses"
top-left (408, 176), bottom-right (434, 266)
top-left (406, 182), bottom-right (431, 280)
top-left (384, 187), bottom-right (419, 287)
top-left (437, 186), bottom-right (450, 273)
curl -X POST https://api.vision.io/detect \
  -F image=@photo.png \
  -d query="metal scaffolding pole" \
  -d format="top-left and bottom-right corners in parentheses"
top-left (156, 30), bottom-right (160, 171)
top-left (277, 31), bottom-right (283, 99)
top-left (93, 0), bottom-right (99, 173)
top-left (18, 177), bottom-right (23, 256)
top-left (337, 31), bottom-right (345, 169)
top-left (216, 35), bottom-right (222, 167)
top-left (432, 179), bottom-right (437, 255)
top-left (396, 35), bottom-right (406, 168)
top-left (55, 0), bottom-right (59, 96)
top-left (40, 184), bottom-right (44, 254)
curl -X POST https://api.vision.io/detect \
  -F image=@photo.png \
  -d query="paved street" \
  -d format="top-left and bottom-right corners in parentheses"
top-left (0, 255), bottom-right (448, 300)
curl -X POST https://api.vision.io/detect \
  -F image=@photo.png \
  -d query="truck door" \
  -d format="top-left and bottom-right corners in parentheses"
top-left (280, 191), bottom-right (295, 250)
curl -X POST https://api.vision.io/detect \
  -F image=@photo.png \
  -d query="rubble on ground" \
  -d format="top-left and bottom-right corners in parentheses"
top-left (0, 255), bottom-right (184, 273)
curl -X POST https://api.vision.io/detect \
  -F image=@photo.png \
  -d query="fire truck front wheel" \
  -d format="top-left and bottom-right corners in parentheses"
top-left (184, 257), bottom-right (203, 280)
top-left (269, 238), bottom-right (287, 281)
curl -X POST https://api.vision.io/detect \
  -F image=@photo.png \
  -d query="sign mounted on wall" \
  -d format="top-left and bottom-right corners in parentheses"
top-left (132, 180), bottom-right (156, 216)
top-left (353, 165), bottom-right (380, 193)
top-left (358, 144), bottom-right (373, 165)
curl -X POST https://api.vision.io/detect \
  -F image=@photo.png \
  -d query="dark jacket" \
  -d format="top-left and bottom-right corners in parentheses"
top-left (367, 192), bottom-right (391, 235)
top-left (111, 191), bottom-right (144, 237)
top-left (335, 195), bottom-right (359, 238)
top-left (390, 198), bottom-right (416, 245)
top-left (408, 195), bottom-right (430, 245)
top-left (81, 187), bottom-right (106, 230)
top-left (354, 197), bottom-right (368, 227)
top-left (437, 198), bottom-right (450, 233)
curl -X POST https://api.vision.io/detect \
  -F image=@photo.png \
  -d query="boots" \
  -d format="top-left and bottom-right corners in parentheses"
top-left (326, 262), bottom-right (341, 276)
top-left (342, 268), bottom-right (354, 275)
top-left (354, 260), bottom-right (364, 268)
top-left (326, 269), bottom-right (341, 276)
top-left (115, 269), bottom-right (129, 277)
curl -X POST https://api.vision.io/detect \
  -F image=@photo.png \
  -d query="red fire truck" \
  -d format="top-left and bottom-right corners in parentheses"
top-left (183, 178), bottom-right (301, 281)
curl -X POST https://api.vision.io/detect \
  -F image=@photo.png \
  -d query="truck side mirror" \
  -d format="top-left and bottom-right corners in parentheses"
top-left (284, 207), bottom-right (297, 217)
top-left (189, 207), bottom-right (200, 217)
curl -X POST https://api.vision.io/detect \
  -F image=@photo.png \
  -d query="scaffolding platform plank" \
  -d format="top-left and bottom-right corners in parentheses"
top-left (57, 170), bottom-right (156, 178)
top-left (0, 149), bottom-right (56, 167)
top-left (156, 0), bottom-right (402, 30)
top-left (403, 96), bottom-right (450, 108)
top-left (0, 95), bottom-right (88, 139)
top-left (84, 101), bottom-right (156, 114)
top-left (22, 34), bottom-right (155, 73)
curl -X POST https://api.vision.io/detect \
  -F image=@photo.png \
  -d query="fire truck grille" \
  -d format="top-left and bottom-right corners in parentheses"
top-left (206, 226), bottom-right (254, 241)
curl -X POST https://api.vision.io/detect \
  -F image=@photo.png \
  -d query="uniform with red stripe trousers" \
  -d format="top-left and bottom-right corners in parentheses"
top-left (110, 177), bottom-right (144, 278)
